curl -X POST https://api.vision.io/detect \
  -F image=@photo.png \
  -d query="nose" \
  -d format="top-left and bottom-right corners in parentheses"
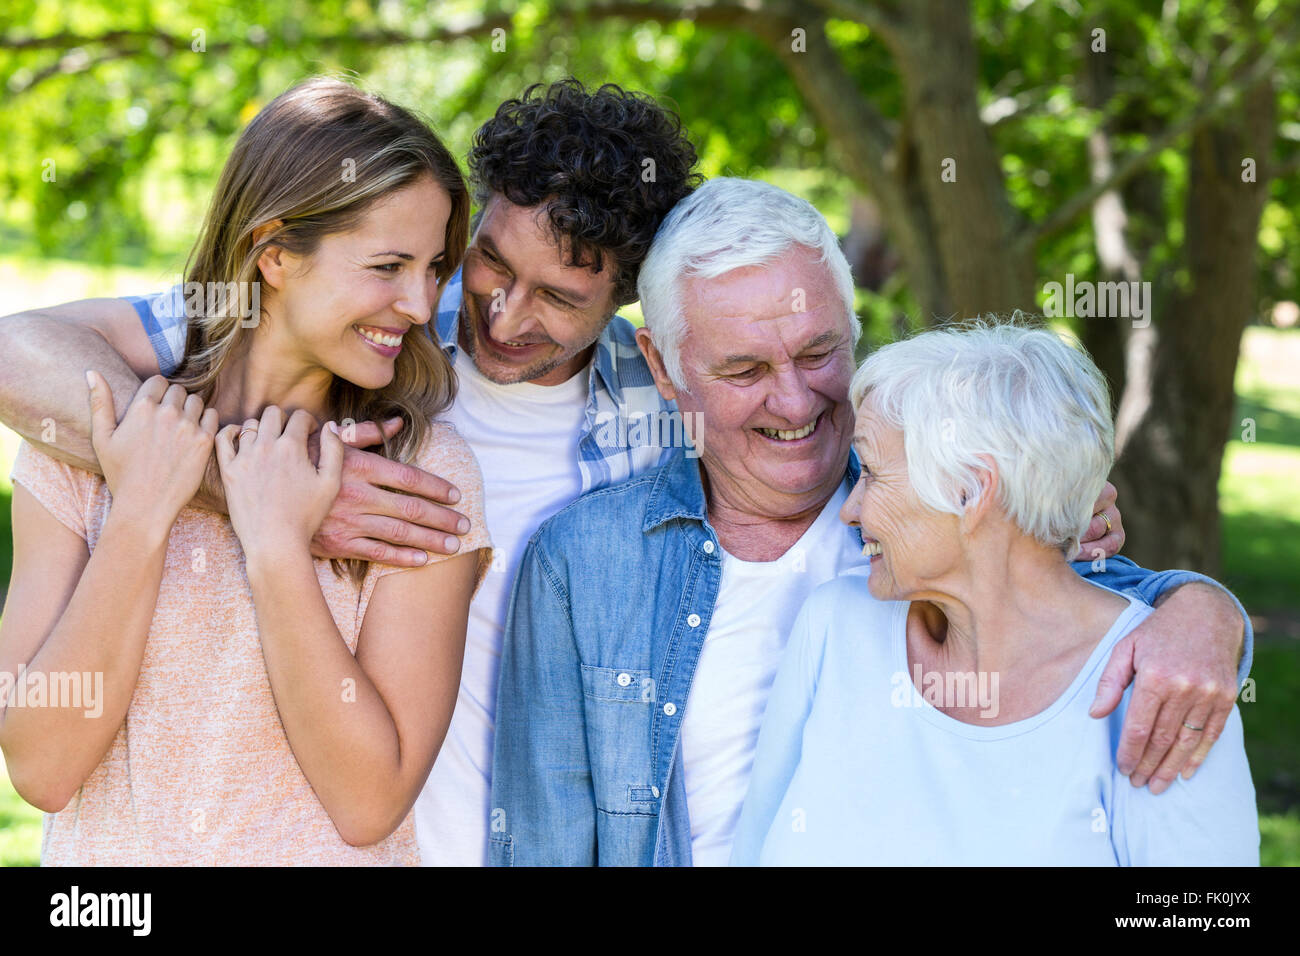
top-left (485, 281), bottom-right (543, 342)
top-left (393, 270), bottom-right (436, 326)
top-left (840, 477), bottom-right (862, 527)
top-left (765, 363), bottom-right (818, 426)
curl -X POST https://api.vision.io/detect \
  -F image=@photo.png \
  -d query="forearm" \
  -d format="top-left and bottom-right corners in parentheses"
top-left (1154, 580), bottom-right (1248, 668)
top-left (0, 313), bottom-right (141, 473)
top-left (0, 510), bottom-right (168, 807)
top-left (1075, 557), bottom-right (1253, 685)
top-left (244, 545), bottom-right (414, 845)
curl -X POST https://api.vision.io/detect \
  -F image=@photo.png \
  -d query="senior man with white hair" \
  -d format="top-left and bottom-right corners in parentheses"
top-left (731, 321), bottom-right (1259, 865)
top-left (487, 178), bottom-right (1255, 867)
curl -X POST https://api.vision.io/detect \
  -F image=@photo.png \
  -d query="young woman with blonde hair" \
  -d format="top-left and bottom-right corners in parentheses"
top-left (0, 77), bottom-right (491, 864)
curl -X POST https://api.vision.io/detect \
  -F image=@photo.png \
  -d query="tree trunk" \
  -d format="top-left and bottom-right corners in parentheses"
top-left (883, 0), bottom-right (1037, 316)
top-left (1110, 79), bottom-right (1275, 574)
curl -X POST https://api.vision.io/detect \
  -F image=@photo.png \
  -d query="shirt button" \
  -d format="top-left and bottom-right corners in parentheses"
top-left (663, 702), bottom-right (677, 716)
top-left (702, 540), bottom-right (715, 554)
top-left (651, 786), bottom-right (660, 798)
top-left (616, 672), bottom-right (632, 687)
top-left (687, 613), bottom-right (701, 628)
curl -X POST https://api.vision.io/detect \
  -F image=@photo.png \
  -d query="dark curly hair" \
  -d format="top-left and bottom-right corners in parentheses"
top-left (467, 78), bottom-right (701, 306)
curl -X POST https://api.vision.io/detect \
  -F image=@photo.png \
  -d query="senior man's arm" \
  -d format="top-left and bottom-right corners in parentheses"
top-left (0, 294), bottom-right (469, 564)
top-left (489, 536), bottom-right (597, 866)
top-left (1074, 554), bottom-right (1251, 796)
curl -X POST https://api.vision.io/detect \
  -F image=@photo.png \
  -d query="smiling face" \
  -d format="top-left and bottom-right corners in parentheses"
top-left (655, 246), bottom-right (856, 515)
top-left (265, 175), bottom-right (452, 391)
top-left (458, 195), bottom-right (618, 385)
top-left (841, 398), bottom-right (963, 601)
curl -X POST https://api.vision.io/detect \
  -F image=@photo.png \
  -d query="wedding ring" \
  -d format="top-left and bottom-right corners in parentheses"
top-left (1183, 722), bottom-right (1205, 732)
top-left (1094, 511), bottom-right (1112, 534)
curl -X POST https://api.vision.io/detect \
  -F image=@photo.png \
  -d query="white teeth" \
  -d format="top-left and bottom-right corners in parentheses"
top-left (759, 419), bottom-right (817, 441)
top-left (862, 540), bottom-right (882, 557)
top-left (358, 327), bottom-right (404, 348)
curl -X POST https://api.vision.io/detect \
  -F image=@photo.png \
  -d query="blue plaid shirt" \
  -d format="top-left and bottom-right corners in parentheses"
top-left (124, 266), bottom-right (677, 493)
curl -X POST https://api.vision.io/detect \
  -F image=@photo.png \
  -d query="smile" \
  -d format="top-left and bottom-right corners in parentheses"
top-left (355, 325), bottom-right (405, 355)
top-left (477, 311), bottom-right (549, 355)
top-left (861, 538), bottom-right (882, 557)
top-left (757, 413), bottom-right (822, 442)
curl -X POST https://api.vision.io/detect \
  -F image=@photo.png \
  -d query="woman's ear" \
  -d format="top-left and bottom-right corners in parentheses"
top-left (960, 456), bottom-right (1000, 532)
top-left (252, 220), bottom-right (287, 290)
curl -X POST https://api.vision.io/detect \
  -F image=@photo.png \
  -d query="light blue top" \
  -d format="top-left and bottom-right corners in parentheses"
top-left (731, 568), bottom-right (1260, 866)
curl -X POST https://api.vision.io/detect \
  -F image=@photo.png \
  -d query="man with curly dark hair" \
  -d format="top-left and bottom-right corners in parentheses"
top-left (457, 78), bottom-right (700, 386)
top-left (0, 76), bottom-right (701, 867)
top-left (414, 79), bottom-right (701, 866)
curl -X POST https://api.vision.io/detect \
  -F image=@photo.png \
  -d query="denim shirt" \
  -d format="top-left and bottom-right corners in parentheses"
top-left (488, 449), bottom-right (1255, 867)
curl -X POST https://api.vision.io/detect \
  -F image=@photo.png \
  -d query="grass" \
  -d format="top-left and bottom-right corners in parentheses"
top-left (0, 257), bottom-right (1296, 865)
top-left (0, 757), bottom-right (39, 866)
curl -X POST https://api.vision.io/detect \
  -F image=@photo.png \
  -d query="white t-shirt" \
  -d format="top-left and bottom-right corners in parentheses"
top-left (679, 475), bottom-right (864, 866)
top-left (413, 347), bottom-right (589, 865)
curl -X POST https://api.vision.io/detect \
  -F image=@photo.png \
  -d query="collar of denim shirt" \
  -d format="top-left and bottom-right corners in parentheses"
top-left (641, 439), bottom-right (864, 535)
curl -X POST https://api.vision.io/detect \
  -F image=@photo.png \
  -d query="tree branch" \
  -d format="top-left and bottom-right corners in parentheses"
top-left (805, 0), bottom-right (903, 38)
top-left (1024, 32), bottom-right (1289, 250)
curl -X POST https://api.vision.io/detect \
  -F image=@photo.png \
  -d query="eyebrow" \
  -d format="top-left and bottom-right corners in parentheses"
top-left (477, 236), bottom-right (594, 306)
top-left (715, 330), bottom-right (843, 370)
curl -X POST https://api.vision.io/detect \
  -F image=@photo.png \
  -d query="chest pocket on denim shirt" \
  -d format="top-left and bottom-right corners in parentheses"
top-left (581, 664), bottom-right (658, 816)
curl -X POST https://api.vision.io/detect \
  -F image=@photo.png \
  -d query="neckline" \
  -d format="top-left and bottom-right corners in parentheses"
top-left (891, 588), bottom-right (1147, 740)
top-left (721, 475), bottom-right (852, 570)
top-left (454, 346), bottom-right (591, 404)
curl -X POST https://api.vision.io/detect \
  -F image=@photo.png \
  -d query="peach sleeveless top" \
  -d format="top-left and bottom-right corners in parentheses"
top-left (9, 421), bottom-right (491, 866)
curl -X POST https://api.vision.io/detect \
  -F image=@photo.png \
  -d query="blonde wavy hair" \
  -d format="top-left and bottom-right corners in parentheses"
top-left (170, 76), bottom-right (470, 583)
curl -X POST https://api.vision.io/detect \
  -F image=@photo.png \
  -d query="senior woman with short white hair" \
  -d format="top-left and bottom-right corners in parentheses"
top-left (730, 320), bottom-right (1259, 865)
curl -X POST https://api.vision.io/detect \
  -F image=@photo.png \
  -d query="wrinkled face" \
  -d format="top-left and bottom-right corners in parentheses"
top-left (840, 399), bottom-right (962, 601)
top-left (671, 247), bottom-right (856, 510)
top-left (270, 175), bottom-right (451, 390)
top-left (459, 195), bottom-right (618, 385)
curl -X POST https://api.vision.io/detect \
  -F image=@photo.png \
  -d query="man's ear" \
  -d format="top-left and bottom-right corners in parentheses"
top-left (635, 327), bottom-right (678, 402)
top-left (252, 220), bottom-right (287, 290)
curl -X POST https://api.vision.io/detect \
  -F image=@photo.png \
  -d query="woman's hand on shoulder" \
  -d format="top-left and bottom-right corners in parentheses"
top-left (215, 406), bottom-right (344, 558)
top-left (87, 371), bottom-right (219, 533)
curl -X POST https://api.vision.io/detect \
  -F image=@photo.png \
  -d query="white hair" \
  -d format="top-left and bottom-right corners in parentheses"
top-left (637, 177), bottom-right (861, 387)
top-left (849, 318), bottom-right (1115, 559)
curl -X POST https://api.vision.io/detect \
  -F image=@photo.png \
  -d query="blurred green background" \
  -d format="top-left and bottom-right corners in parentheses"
top-left (0, 0), bottom-right (1296, 865)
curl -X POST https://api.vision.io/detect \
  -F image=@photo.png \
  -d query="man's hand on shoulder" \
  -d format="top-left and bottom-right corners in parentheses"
top-left (309, 416), bottom-right (471, 566)
top-left (1091, 581), bottom-right (1244, 794)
